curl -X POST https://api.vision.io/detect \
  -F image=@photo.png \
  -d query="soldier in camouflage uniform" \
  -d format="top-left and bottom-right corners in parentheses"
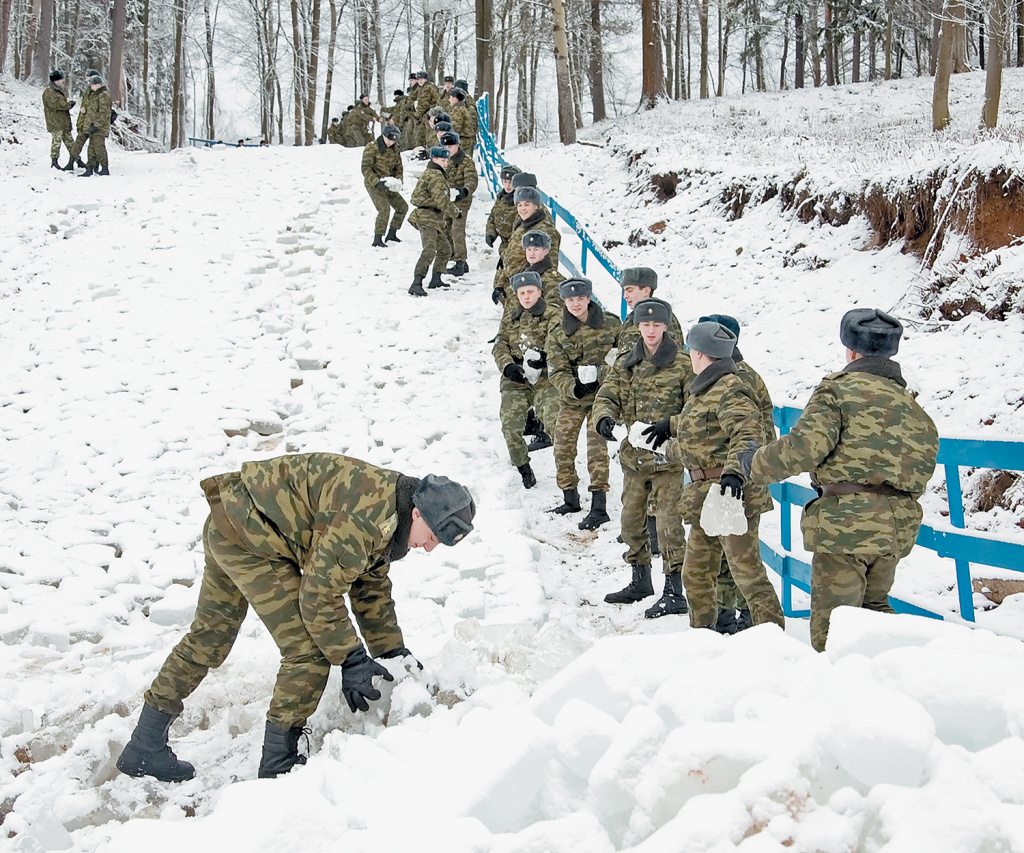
top-left (492, 271), bottom-right (562, 490)
top-left (326, 117), bottom-right (344, 144)
top-left (438, 75), bottom-right (455, 105)
top-left (519, 230), bottom-right (564, 306)
top-left (362, 124), bottom-right (406, 247)
top-left (486, 165), bottom-right (521, 303)
top-left (440, 130), bottom-right (477, 277)
top-left (42, 70), bottom-right (76, 170)
top-left (413, 72), bottom-right (440, 148)
top-left (116, 454), bottom-right (475, 782)
top-left (593, 299), bottom-right (692, 615)
top-left (494, 183), bottom-right (562, 308)
top-left (67, 68), bottom-right (99, 171)
top-left (79, 74), bottom-right (112, 177)
top-left (349, 94), bottom-right (379, 146)
top-left (407, 145), bottom-right (459, 296)
top-left (743, 308), bottom-right (939, 652)
top-left (448, 88), bottom-right (478, 155)
top-left (546, 277), bottom-right (621, 529)
top-left (615, 267), bottom-right (685, 355)
top-left (649, 321), bottom-right (785, 630)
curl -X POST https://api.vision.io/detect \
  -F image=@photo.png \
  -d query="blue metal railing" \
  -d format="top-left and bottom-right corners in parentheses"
top-left (473, 93), bottom-right (1024, 627)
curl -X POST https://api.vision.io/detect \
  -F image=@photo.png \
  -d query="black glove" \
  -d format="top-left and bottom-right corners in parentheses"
top-left (573, 379), bottom-right (600, 398)
top-left (719, 473), bottom-right (744, 500)
top-left (503, 363), bottom-right (528, 384)
top-left (415, 149), bottom-right (429, 160)
top-left (454, 208), bottom-right (463, 220)
top-left (341, 646), bottom-right (394, 712)
top-left (485, 233), bottom-right (497, 248)
top-left (491, 287), bottom-right (505, 305)
top-left (596, 417), bottom-right (616, 440)
top-left (526, 350), bottom-right (547, 369)
top-left (69, 100), bottom-right (76, 109)
top-left (375, 180), bottom-right (386, 189)
top-left (88, 124), bottom-right (97, 134)
top-left (379, 646), bottom-right (423, 670)
top-left (641, 418), bottom-right (672, 450)
top-left (737, 440), bottom-right (758, 481)
top-left (455, 187), bottom-right (469, 201)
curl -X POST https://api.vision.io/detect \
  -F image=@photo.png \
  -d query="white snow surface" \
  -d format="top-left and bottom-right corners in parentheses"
top-left (2, 72), bottom-right (1024, 851)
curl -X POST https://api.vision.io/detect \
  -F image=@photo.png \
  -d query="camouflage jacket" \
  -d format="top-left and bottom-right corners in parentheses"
top-left (76, 85), bottom-right (94, 131)
top-left (42, 82), bottom-right (73, 133)
top-left (735, 349), bottom-right (777, 446)
top-left (527, 257), bottom-right (565, 306)
top-left (361, 136), bottom-right (403, 192)
top-left (497, 207), bottom-right (562, 291)
top-left (547, 303), bottom-right (621, 407)
top-left (616, 307), bottom-right (685, 355)
top-left (450, 101), bottom-right (478, 145)
top-left (592, 334), bottom-right (693, 474)
top-left (349, 103), bottom-right (377, 144)
top-left (486, 191), bottom-right (518, 243)
top-left (408, 162), bottom-right (457, 229)
top-left (447, 149), bottom-right (478, 205)
top-left (414, 82), bottom-right (440, 119)
top-left (326, 122), bottom-right (344, 144)
top-left (81, 86), bottom-right (111, 136)
top-left (201, 453), bottom-right (410, 662)
top-left (492, 297), bottom-right (560, 374)
top-left (664, 359), bottom-right (773, 522)
top-left (749, 357), bottom-right (939, 556)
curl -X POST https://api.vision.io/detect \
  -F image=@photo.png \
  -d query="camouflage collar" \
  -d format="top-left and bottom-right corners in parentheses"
top-left (689, 357), bottom-right (738, 395)
top-left (839, 356), bottom-right (906, 388)
top-left (511, 297), bottom-right (548, 321)
top-left (563, 302), bottom-right (604, 335)
top-left (498, 190), bottom-right (515, 204)
top-left (450, 149), bottom-right (465, 166)
top-left (623, 333), bottom-right (678, 369)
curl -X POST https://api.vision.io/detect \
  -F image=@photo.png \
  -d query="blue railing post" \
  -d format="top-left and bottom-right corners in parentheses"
top-left (943, 461), bottom-right (975, 622)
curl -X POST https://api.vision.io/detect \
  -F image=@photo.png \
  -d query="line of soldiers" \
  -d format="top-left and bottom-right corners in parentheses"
top-left (42, 69), bottom-right (113, 176)
top-left (385, 72), bottom-right (477, 154)
top-left (325, 94), bottom-right (379, 147)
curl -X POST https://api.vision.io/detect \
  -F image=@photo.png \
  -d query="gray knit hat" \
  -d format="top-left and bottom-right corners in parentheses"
top-left (429, 146), bottom-right (450, 159)
top-left (413, 475), bottom-right (475, 546)
top-left (620, 267), bottom-right (657, 291)
top-left (687, 321), bottom-right (738, 358)
top-left (511, 271), bottom-right (543, 291)
top-left (633, 299), bottom-right (672, 326)
top-left (511, 172), bottom-right (538, 188)
top-left (514, 186), bottom-right (542, 205)
top-left (559, 278), bottom-right (593, 299)
top-left (840, 308), bottom-right (903, 356)
top-left (521, 230), bottom-right (550, 249)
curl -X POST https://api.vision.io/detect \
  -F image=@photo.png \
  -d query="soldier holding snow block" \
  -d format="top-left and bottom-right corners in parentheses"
top-left (440, 130), bottom-right (477, 277)
top-left (743, 308), bottom-right (938, 652)
top-left (615, 267), bottom-right (686, 355)
top-left (546, 277), bottom-right (621, 530)
top-left (362, 123), bottom-right (406, 247)
top-left (593, 299), bottom-right (692, 615)
top-left (648, 321), bottom-right (784, 631)
top-left (407, 146), bottom-right (460, 296)
top-left (116, 454), bottom-right (475, 782)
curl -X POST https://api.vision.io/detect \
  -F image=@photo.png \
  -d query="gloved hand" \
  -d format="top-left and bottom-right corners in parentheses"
top-left (69, 100), bottom-right (76, 109)
top-left (641, 418), bottom-right (672, 450)
top-left (454, 208), bottom-right (463, 220)
top-left (379, 646), bottom-right (423, 670)
top-left (449, 187), bottom-right (460, 201)
top-left (415, 149), bottom-right (429, 161)
top-left (503, 363), bottom-right (528, 384)
top-left (573, 379), bottom-right (600, 398)
top-left (526, 350), bottom-right (547, 369)
top-left (455, 187), bottom-right (469, 201)
top-left (719, 473), bottom-right (744, 500)
top-left (596, 417), bottom-right (616, 440)
top-left (341, 645), bottom-right (394, 712)
top-left (737, 440), bottom-right (758, 481)
top-left (375, 180), bottom-right (386, 189)
top-left (485, 233), bottom-right (497, 248)
top-left (88, 124), bottom-right (97, 134)
top-left (491, 287), bottom-right (505, 305)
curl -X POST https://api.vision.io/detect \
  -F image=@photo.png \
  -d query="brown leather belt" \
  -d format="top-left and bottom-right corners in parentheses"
top-left (688, 466), bottom-right (724, 482)
top-left (820, 482), bottom-right (906, 497)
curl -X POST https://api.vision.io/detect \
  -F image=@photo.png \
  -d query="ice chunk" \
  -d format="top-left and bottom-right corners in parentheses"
top-left (628, 421), bottom-right (657, 452)
top-left (383, 177), bottom-right (403, 192)
top-left (700, 486), bottom-right (748, 536)
top-left (22, 809), bottom-right (73, 851)
top-left (149, 584), bottom-right (198, 626)
top-left (523, 348), bottom-right (543, 385)
top-left (578, 364), bottom-right (599, 383)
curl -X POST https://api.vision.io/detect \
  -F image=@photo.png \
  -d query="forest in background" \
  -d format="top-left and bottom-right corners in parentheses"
top-left (1, 0), bottom-right (1021, 149)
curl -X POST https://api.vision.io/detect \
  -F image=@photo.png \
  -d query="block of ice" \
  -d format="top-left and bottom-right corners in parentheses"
top-left (699, 486), bottom-right (748, 536)
top-left (628, 421), bottom-right (657, 452)
top-left (578, 364), bottom-right (599, 383)
top-left (523, 348), bottom-right (543, 385)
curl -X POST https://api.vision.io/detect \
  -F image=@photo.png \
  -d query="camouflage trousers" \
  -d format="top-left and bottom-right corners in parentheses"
top-left (145, 515), bottom-right (331, 729)
top-left (414, 221), bottom-right (452, 277)
top-left (451, 198), bottom-right (472, 260)
top-left (50, 129), bottom-right (74, 159)
top-left (368, 186), bottom-right (408, 236)
top-left (717, 559), bottom-right (748, 610)
top-left (553, 404), bottom-right (609, 493)
top-left (86, 134), bottom-right (108, 167)
top-left (683, 516), bottom-right (785, 630)
top-left (620, 463), bottom-right (686, 574)
top-left (69, 130), bottom-right (90, 161)
top-left (500, 375), bottom-right (560, 468)
top-left (810, 551), bottom-right (898, 652)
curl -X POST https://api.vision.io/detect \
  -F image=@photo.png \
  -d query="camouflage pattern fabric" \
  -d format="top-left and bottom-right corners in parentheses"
top-left (414, 81), bottom-right (440, 141)
top-left (502, 258), bottom-right (564, 320)
top-left (50, 129), bottom-right (74, 158)
top-left (486, 191), bottom-right (518, 246)
top-left (80, 85), bottom-right (111, 137)
top-left (492, 297), bottom-right (560, 374)
top-left (449, 101), bottom-right (478, 152)
top-left (447, 150), bottom-right (478, 260)
top-left (42, 82), bottom-right (73, 134)
top-left (413, 221), bottom-right (452, 277)
top-left (552, 404), bottom-right (609, 493)
top-left (408, 162), bottom-right (457, 231)
top-left (361, 137), bottom-right (407, 235)
top-left (326, 122), bottom-right (344, 144)
top-left (620, 463), bottom-right (686, 573)
top-left (86, 135), bottom-right (108, 168)
top-left (716, 558), bottom-right (748, 610)
top-left (349, 103), bottom-right (378, 145)
top-left (496, 207), bottom-right (562, 294)
top-left (683, 516), bottom-right (784, 628)
top-left (809, 552), bottom-right (898, 652)
top-left (500, 377), bottom-right (561, 468)
top-left (75, 84), bottom-right (95, 133)
top-left (736, 356), bottom-right (777, 445)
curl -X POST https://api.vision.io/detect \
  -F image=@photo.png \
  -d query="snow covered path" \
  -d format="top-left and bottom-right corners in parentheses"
top-left (1, 134), bottom-right (1023, 852)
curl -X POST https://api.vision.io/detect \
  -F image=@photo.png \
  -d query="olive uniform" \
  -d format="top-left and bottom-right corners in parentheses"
top-left (446, 148), bottom-right (478, 266)
top-left (414, 81), bottom-right (440, 146)
top-left (326, 120), bottom-right (344, 145)
top-left (349, 102), bottom-right (378, 146)
top-left (408, 161), bottom-right (458, 278)
top-left (69, 78), bottom-right (96, 164)
top-left (361, 136), bottom-right (407, 237)
top-left (42, 80), bottom-right (74, 162)
top-left (496, 208), bottom-right (562, 303)
top-left (486, 188), bottom-right (519, 248)
top-left (449, 100), bottom-right (478, 154)
top-left (80, 84), bottom-right (112, 170)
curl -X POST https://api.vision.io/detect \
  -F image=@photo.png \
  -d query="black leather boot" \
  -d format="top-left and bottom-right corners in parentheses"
top-left (409, 274), bottom-right (427, 297)
top-left (647, 516), bottom-right (660, 556)
top-left (517, 463), bottom-right (536, 489)
top-left (257, 720), bottom-right (309, 779)
top-left (551, 488), bottom-right (581, 514)
top-left (51, 157), bottom-right (60, 169)
top-left (385, 228), bottom-right (401, 242)
top-left (427, 271), bottom-right (449, 289)
top-left (79, 165), bottom-right (95, 177)
top-left (372, 234), bottom-right (387, 247)
top-left (527, 431), bottom-right (552, 451)
top-left (644, 572), bottom-right (689, 618)
top-left (523, 409), bottom-right (543, 437)
top-left (578, 491), bottom-right (610, 530)
top-left (712, 608), bottom-right (738, 634)
top-left (62, 158), bottom-right (76, 171)
top-left (736, 608), bottom-right (753, 631)
top-left (116, 705), bottom-right (196, 782)
top-left (96, 163), bottom-right (110, 176)
top-left (604, 563), bottom-right (654, 604)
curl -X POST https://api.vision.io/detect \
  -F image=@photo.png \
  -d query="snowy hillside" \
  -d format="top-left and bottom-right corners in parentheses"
top-left (1, 72), bottom-right (1023, 852)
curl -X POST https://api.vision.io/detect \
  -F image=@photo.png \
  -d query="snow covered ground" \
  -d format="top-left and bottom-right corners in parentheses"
top-left (1, 72), bottom-right (1023, 851)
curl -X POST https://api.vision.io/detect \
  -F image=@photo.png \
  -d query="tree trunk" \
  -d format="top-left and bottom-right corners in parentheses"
top-left (640, 0), bottom-right (665, 107)
top-left (23, 0), bottom-right (39, 79)
top-left (142, 0), bottom-right (151, 129)
top-left (780, 9), bottom-right (789, 88)
top-left (321, 0), bottom-right (339, 141)
top-left (30, 0), bottom-right (53, 83)
top-left (291, 0), bottom-right (304, 143)
top-left (170, 0), bottom-right (187, 148)
top-left (933, 0), bottom-right (960, 129)
top-left (795, 11), bottom-right (804, 87)
top-left (1017, 0), bottom-right (1023, 65)
top-left (824, 2), bottom-right (834, 84)
top-left (853, 28), bottom-right (861, 81)
top-left (699, 0), bottom-right (710, 97)
top-left (0, 0), bottom-right (13, 75)
top-left (884, 6), bottom-right (893, 79)
top-left (808, 2), bottom-right (822, 85)
top-left (982, 0), bottom-right (1006, 127)
top-left (476, 0), bottom-right (494, 116)
top-left (305, 0), bottom-right (321, 144)
top-left (588, 0), bottom-right (607, 118)
top-left (551, 0), bottom-right (575, 141)
top-left (516, 0), bottom-right (530, 142)
top-left (717, 2), bottom-right (731, 96)
top-left (203, 0), bottom-right (215, 137)
top-left (107, 0), bottom-right (127, 102)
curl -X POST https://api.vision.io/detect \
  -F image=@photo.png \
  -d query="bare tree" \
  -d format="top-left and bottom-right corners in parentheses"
top-left (699, 0), bottom-right (710, 96)
top-left (170, 0), bottom-right (187, 148)
top-left (981, 0), bottom-right (1007, 127)
top-left (291, 0), bottom-right (304, 142)
top-left (476, 0), bottom-right (494, 116)
top-left (588, 0), bottom-right (606, 119)
top-left (304, 0), bottom-right (321, 144)
top-left (551, 0), bottom-right (576, 141)
top-left (203, 0), bottom-right (216, 137)
top-left (641, 0), bottom-right (666, 106)
top-left (30, 0), bottom-right (53, 82)
top-left (108, 0), bottom-right (127, 101)
top-left (321, 0), bottom-right (341, 140)
top-left (0, 0), bottom-right (12, 73)
top-left (933, 0), bottom-right (963, 128)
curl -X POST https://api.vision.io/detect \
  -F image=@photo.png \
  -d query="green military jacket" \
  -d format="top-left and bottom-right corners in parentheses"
top-left (526, 257), bottom-right (564, 307)
top-left (415, 82), bottom-right (440, 120)
top-left (616, 307), bottom-right (685, 354)
top-left (749, 357), bottom-right (939, 557)
top-left (449, 101), bottom-right (478, 147)
top-left (81, 86), bottom-right (112, 136)
top-left (664, 360), bottom-right (773, 523)
top-left (409, 161), bottom-right (457, 230)
top-left (349, 103), bottom-right (377, 145)
top-left (437, 87), bottom-right (453, 108)
top-left (735, 350), bottom-right (777, 445)
top-left (497, 207), bottom-right (562, 292)
top-left (326, 121), bottom-right (344, 144)
top-left (486, 191), bottom-right (518, 244)
top-left (42, 82), bottom-right (73, 133)
top-left (76, 85), bottom-right (94, 132)
top-left (361, 136), bottom-right (403, 192)
top-left (447, 149), bottom-right (478, 207)
top-left (547, 303), bottom-right (621, 408)
top-left (201, 453), bottom-right (408, 662)
top-left (492, 297), bottom-right (560, 375)
top-left (592, 334), bottom-right (692, 474)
